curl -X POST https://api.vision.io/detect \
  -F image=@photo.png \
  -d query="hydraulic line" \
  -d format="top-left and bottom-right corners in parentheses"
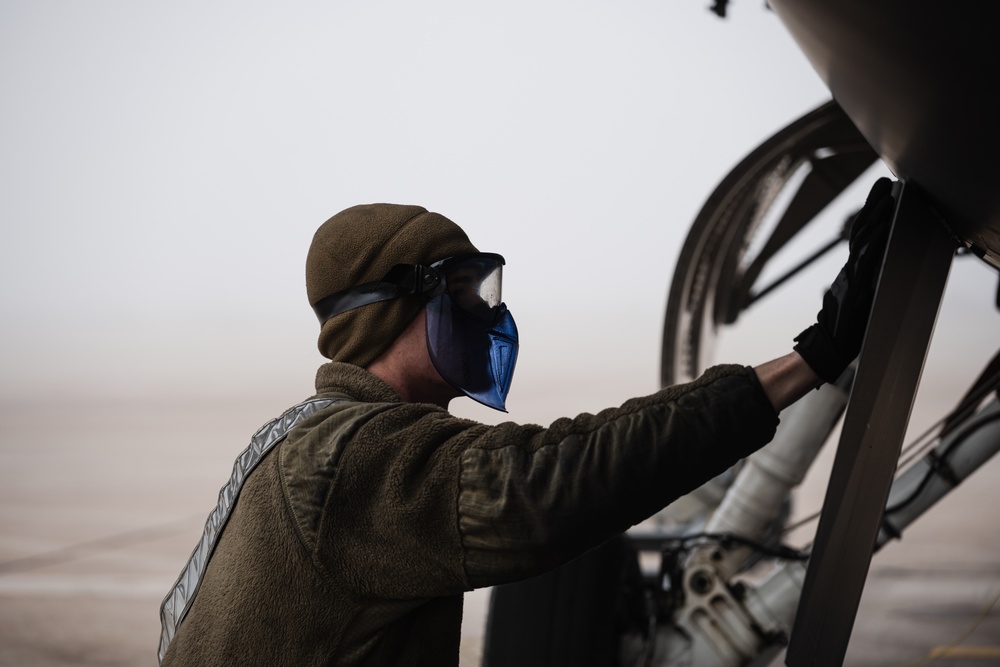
top-left (689, 367), bottom-right (853, 579)
top-left (877, 398), bottom-right (1000, 547)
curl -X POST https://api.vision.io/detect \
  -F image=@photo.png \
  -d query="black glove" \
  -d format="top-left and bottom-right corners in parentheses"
top-left (794, 177), bottom-right (895, 383)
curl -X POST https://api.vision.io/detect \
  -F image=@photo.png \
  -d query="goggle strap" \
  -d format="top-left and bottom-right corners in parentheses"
top-left (311, 264), bottom-right (441, 325)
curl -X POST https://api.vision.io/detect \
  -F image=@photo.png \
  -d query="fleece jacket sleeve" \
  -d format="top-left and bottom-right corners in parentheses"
top-left (290, 364), bottom-right (778, 599)
top-left (457, 364), bottom-right (779, 587)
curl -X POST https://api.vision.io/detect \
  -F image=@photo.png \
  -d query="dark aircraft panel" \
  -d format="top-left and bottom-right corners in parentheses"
top-left (769, 0), bottom-right (1000, 268)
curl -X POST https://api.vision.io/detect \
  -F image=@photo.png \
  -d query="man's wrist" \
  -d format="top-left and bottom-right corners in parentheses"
top-left (754, 351), bottom-right (822, 412)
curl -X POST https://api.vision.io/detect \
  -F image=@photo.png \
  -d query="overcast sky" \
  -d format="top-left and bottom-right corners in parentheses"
top-left (2, 1), bottom-right (997, 427)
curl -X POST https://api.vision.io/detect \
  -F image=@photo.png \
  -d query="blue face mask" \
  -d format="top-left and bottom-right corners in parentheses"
top-left (310, 253), bottom-right (519, 412)
top-left (423, 254), bottom-right (518, 411)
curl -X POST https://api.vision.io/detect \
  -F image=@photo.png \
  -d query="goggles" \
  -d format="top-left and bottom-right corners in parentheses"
top-left (312, 253), bottom-right (507, 325)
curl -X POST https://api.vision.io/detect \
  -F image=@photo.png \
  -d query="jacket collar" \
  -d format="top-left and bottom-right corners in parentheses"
top-left (314, 362), bottom-right (403, 403)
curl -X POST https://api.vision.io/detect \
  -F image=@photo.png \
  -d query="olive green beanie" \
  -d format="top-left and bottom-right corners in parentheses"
top-left (306, 203), bottom-right (479, 367)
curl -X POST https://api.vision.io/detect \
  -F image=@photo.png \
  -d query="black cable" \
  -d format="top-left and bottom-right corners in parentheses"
top-left (897, 365), bottom-right (1000, 469)
top-left (661, 531), bottom-right (809, 562)
top-left (784, 408), bottom-right (1000, 537)
top-left (884, 411), bottom-right (1000, 514)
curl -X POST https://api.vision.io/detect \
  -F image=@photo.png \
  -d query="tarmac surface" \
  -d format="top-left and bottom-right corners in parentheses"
top-left (1, 395), bottom-right (998, 667)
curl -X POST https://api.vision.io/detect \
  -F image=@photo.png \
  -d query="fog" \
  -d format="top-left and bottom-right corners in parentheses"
top-left (2, 3), bottom-right (999, 664)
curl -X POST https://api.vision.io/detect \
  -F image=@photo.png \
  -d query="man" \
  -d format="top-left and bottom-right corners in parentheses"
top-left (158, 179), bottom-right (895, 666)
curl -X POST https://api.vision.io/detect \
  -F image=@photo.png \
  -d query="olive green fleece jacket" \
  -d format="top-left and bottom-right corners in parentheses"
top-left (161, 361), bottom-right (779, 667)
